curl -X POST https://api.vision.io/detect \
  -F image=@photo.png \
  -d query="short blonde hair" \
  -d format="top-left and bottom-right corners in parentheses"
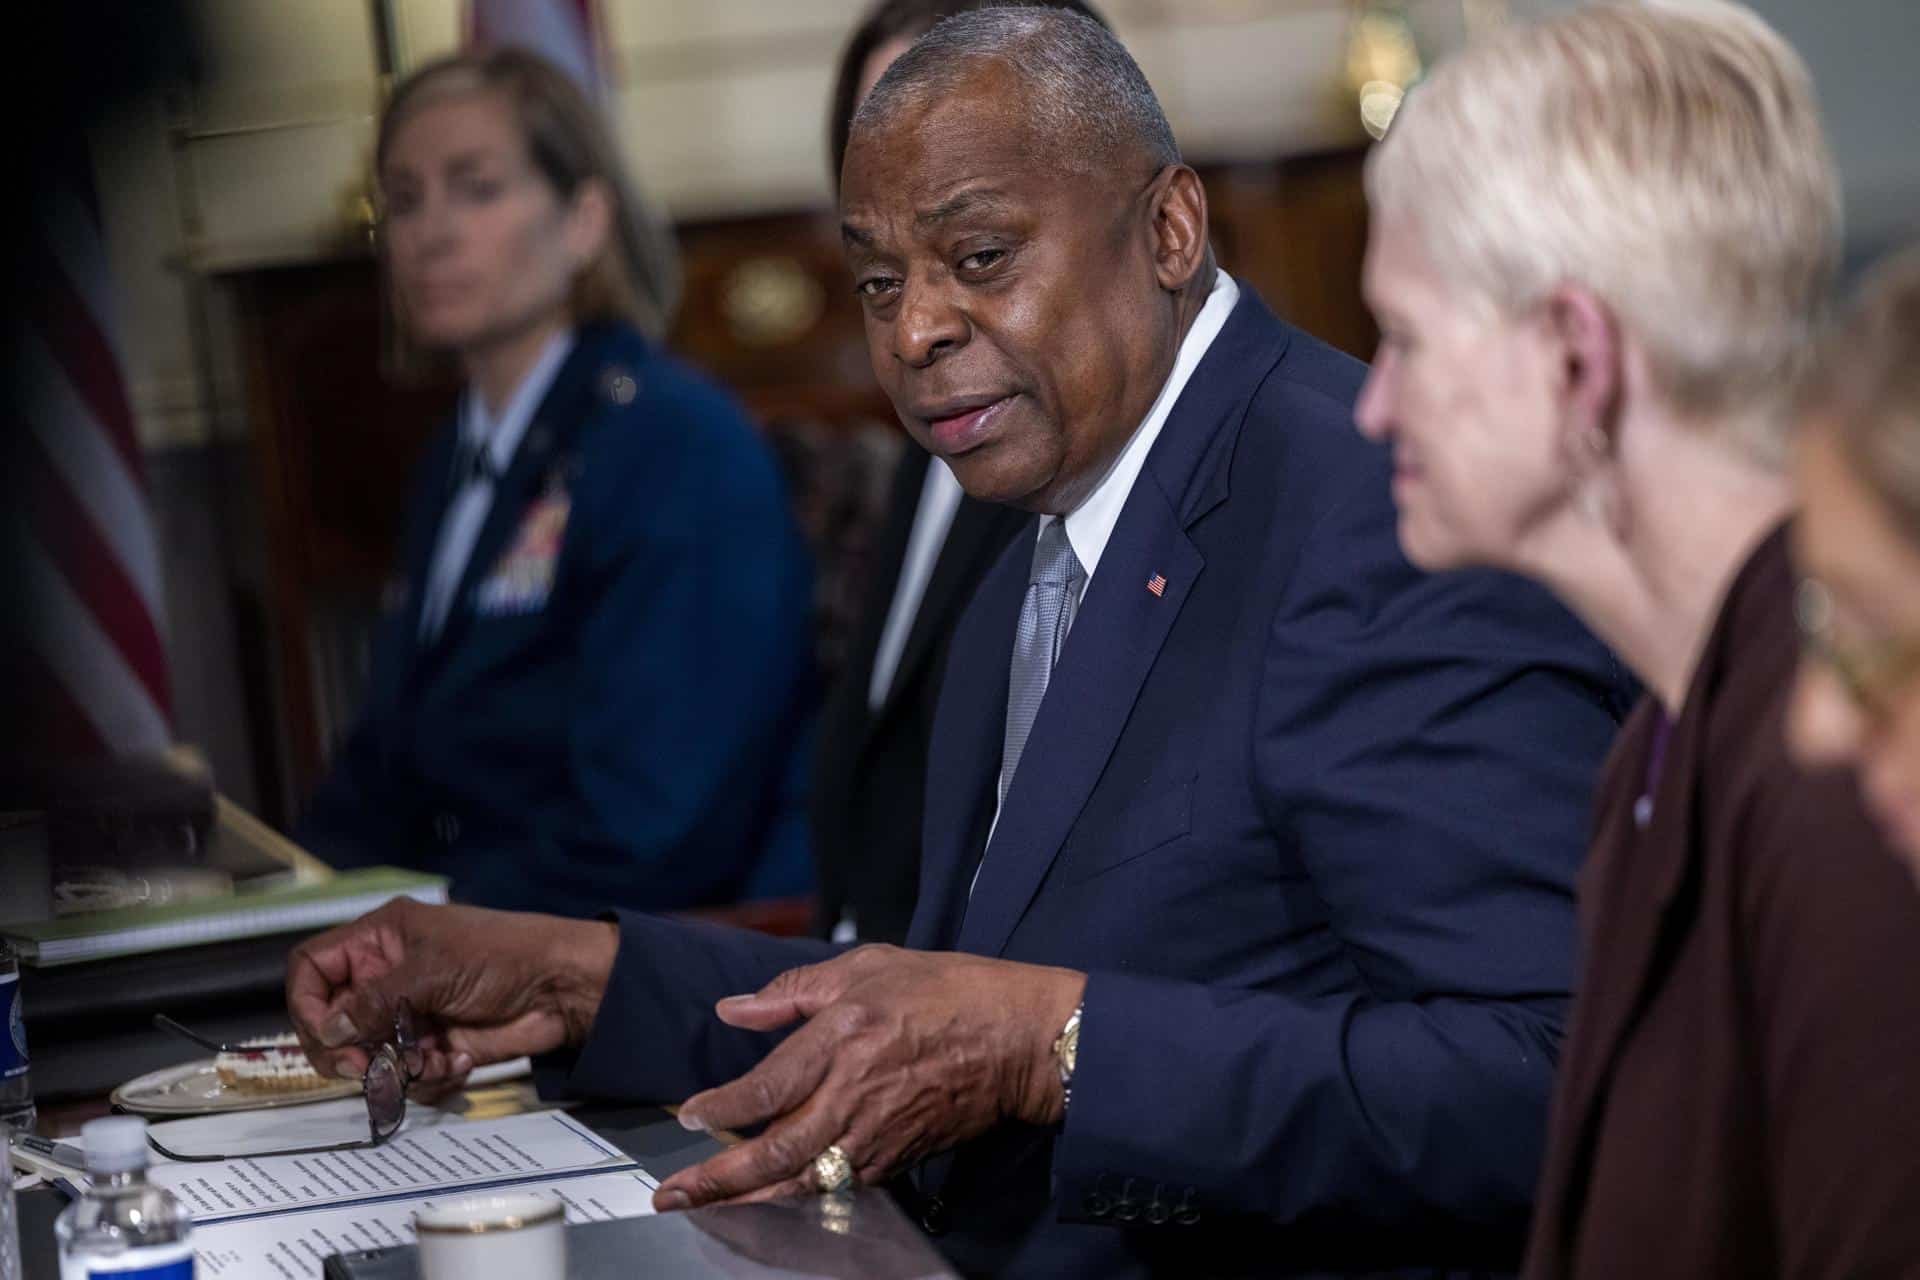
top-left (1366, 0), bottom-right (1840, 459)
top-left (1802, 245), bottom-right (1920, 544)
top-left (376, 49), bottom-right (680, 374)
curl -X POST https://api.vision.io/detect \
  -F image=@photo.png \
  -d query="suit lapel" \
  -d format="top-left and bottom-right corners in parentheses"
top-left (1537, 700), bottom-right (1706, 1262)
top-left (905, 289), bottom-right (1295, 957)
top-left (878, 495), bottom-right (1028, 721)
top-left (906, 532), bottom-right (1031, 951)
top-left (370, 425), bottom-right (459, 696)
top-left (837, 445), bottom-right (929, 722)
top-left (948, 289), bottom-right (1291, 957)
top-left (956, 482), bottom-right (1204, 956)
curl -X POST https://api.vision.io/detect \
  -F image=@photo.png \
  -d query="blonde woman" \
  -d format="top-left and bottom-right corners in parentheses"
top-left (1356, 3), bottom-right (1920, 1275)
top-left (300, 50), bottom-right (816, 917)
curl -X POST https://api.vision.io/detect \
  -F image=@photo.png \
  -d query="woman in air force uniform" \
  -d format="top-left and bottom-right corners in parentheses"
top-left (300, 49), bottom-right (815, 917)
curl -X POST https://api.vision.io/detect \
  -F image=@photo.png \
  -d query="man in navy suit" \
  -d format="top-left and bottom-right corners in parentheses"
top-left (289, 11), bottom-right (1629, 1274)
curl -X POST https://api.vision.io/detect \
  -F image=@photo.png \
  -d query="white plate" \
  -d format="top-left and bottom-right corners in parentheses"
top-left (112, 1058), bottom-right (360, 1115)
top-left (111, 1055), bottom-right (535, 1117)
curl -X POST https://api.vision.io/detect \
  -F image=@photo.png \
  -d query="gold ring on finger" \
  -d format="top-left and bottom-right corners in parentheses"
top-left (810, 1142), bottom-right (854, 1194)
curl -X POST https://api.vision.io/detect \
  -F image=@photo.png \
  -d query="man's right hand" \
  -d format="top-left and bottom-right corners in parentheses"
top-left (286, 898), bottom-right (619, 1092)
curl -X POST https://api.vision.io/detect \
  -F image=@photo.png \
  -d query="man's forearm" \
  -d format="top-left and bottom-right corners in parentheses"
top-left (554, 912), bottom-right (844, 1105)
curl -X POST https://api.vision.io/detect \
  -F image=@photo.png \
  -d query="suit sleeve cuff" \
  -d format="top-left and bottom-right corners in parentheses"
top-left (1053, 971), bottom-right (1213, 1227)
top-left (536, 909), bottom-right (836, 1104)
top-left (533, 910), bottom-right (626, 1100)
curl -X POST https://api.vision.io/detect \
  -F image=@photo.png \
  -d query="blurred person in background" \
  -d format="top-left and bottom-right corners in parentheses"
top-left (1790, 246), bottom-right (1920, 876)
top-left (299, 49), bottom-right (816, 918)
top-left (1357, 3), bottom-right (1920, 1275)
top-left (812, 0), bottom-right (1104, 946)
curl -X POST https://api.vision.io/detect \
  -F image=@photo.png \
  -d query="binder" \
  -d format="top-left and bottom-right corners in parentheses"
top-left (0, 866), bottom-right (446, 967)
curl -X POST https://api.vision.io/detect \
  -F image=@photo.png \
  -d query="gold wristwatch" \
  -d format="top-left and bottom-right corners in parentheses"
top-left (1053, 1004), bottom-right (1083, 1111)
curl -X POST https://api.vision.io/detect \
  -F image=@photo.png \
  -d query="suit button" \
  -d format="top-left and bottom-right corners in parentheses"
top-left (1082, 1192), bottom-right (1113, 1218)
top-left (1112, 1178), bottom-right (1140, 1222)
top-left (919, 1195), bottom-right (948, 1236)
top-left (433, 813), bottom-right (460, 844)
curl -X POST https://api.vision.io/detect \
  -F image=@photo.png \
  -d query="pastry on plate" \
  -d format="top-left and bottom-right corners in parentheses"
top-left (214, 1032), bottom-right (324, 1094)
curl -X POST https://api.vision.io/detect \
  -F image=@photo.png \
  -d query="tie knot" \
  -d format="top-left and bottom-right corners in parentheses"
top-left (455, 440), bottom-right (497, 487)
top-left (1030, 519), bottom-right (1085, 589)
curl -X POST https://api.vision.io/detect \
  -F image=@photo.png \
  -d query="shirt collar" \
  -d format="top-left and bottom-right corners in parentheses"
top-left (460, 330), bottom-right (578, 475)
top-left (1047, 270), bottom-right (1240, 582)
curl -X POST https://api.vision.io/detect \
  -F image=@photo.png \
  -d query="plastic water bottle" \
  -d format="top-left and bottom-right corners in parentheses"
top-left (55, 1117), bottom-right (194, 1279)
top-left (2, 1129), bottom-right (24, 1280)
top-left (0, 942), bottom-right (32, 1135)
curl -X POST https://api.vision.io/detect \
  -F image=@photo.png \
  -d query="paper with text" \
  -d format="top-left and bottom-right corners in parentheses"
top-left (150, 1109), bottom-right (634, 1224)
top-left (191, 1168), bottom-right (659, 1278)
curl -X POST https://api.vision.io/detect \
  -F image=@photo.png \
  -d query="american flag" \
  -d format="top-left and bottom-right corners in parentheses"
top-left (469, 0), bottom-right (606, 94)
top-left (1147, 573), bottom-right (1167, 598)
top-left (15, 164), bottom-right (172, 757)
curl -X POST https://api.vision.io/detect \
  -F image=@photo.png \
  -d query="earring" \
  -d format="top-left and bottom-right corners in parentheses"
top-left (1576, 423), bottom-right (1610, 467)
top-left (1568, 423), bottom-right (1618, 530)
top-left (1578, 476), bottom-right (1609, 524)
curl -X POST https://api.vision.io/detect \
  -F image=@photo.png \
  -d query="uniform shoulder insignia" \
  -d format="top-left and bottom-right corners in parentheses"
top-left (600, 365), bottom-right (640, 407)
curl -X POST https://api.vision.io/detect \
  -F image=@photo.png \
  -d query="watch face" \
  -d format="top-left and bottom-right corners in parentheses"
top-left (1057, 1015), bottom-right (1080, 1081)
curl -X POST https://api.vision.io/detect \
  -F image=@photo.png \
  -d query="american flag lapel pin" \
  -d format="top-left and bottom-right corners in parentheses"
top-left (1146, 573), bottom-right (1167, 597)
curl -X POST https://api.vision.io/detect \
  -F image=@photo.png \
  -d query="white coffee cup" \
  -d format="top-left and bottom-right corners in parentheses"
top-left (414, 1190), bottom-right (567, 1280)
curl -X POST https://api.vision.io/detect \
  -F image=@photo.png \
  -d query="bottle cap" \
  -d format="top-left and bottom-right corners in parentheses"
top-left (81, 1116), bottom-right (151, 1174)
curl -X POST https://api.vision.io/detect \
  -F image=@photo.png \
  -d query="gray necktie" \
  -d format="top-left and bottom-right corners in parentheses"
top-left (997, 519), bottom-right (1087, 811)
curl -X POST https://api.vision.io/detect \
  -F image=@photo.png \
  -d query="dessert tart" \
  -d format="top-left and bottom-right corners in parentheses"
top-left (214, 1033), bottom-right (324, 1094)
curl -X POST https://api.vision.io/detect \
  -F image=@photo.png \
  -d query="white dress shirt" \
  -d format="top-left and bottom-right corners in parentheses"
top-left (418, 331), bottom-right (576, 640)
top-left (974, 270), bottom-right (1242, 877)
top-left (1045, 269), bottom-right (1240, 590)
top-left (867, 457), bottom-right (965, 710)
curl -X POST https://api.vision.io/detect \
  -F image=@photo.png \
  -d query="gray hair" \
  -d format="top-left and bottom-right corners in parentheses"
top-left (850, 7), bottom-right (1179, 177)
top-left (1366, 0), bottom-right (1839, 462)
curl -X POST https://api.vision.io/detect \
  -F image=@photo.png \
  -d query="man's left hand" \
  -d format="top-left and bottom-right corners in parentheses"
top-left (651, 946), bottom-right (1086, 1211)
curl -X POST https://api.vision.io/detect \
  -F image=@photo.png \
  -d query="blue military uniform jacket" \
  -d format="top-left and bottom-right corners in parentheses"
top-left (300, 322), bottom-right (816, 918)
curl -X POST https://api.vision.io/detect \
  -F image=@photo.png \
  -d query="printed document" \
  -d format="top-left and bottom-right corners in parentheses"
top-left (193, 1167), bottom-right (659, 1278)
top-left (149, 1108), bottom-right (636, 1224)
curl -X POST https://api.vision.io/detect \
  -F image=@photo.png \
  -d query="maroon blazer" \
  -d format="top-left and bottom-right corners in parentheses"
top-left (1526, 523), bottom-right (1920, 1278)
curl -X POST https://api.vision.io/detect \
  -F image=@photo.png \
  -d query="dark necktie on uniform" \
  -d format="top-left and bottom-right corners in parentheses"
top-left (450, 437), bottom-right (498, 493)
top-left (420, 439), bottom-right (501, 640)
top-left (996, 518), bottom-right (1087, 812)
